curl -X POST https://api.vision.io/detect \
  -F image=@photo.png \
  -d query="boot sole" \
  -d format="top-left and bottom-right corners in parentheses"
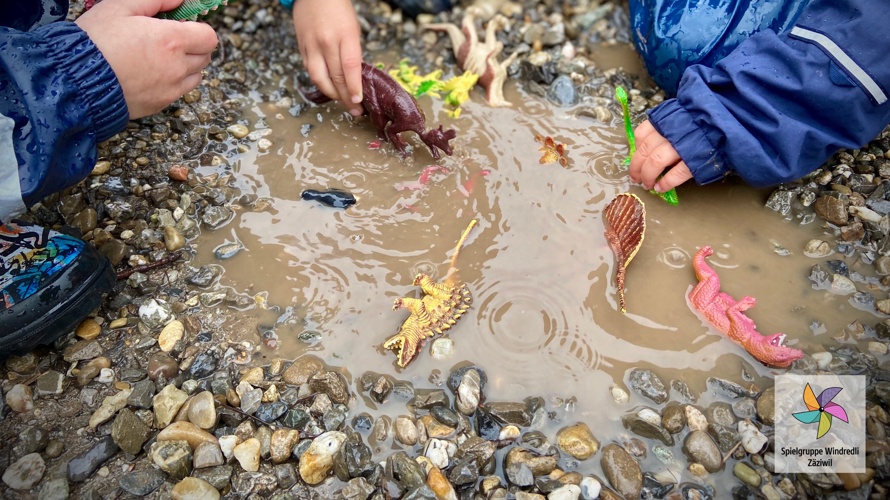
top-left (0, 250), bottom-right (116, 359)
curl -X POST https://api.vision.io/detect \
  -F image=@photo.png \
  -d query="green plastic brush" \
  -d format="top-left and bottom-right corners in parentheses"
top-left (156, 0), bottom-right (228, 21)
top-left (615, 86), bottom-right (679, 206)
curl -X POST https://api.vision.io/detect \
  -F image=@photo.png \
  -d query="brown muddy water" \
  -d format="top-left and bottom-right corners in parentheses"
top-left (192, 51), bottom-right (879, 478)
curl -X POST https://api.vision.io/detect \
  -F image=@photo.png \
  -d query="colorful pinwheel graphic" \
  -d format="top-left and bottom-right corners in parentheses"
top-left (792, 384), bottom-right (849, 439)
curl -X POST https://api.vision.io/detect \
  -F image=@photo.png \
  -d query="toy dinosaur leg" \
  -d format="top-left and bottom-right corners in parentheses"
top-left (384, 121), bottom-right (415, 155)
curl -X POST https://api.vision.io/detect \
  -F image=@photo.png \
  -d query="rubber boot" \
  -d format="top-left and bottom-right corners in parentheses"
top-left (0, 220), bottom-right (115, 359)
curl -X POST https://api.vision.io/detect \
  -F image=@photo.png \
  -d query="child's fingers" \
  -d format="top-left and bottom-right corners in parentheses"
top-left (654, 162), bottom-right (693, 193)
top-left (637, 139), bottom-right (681, 189)
top-left (178, 22), bottom-right (219, 55)
top-left (339, 42), bottom-right (363, 112)
top-left (183, 53), bottom-right (212, 76)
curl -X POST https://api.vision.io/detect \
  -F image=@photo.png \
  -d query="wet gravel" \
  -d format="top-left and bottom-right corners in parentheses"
top-left (1, 0), bottom-right (889, 498)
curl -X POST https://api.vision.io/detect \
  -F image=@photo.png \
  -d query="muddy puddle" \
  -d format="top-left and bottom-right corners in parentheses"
top-left (191, 50), bottom-right (881, 477)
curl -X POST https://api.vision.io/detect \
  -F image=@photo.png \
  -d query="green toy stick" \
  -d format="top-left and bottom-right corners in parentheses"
top-left (615, 86), bottom-right (679, 206)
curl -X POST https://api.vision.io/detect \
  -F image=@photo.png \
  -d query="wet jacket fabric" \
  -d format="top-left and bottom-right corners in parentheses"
top-left (0, 0), bottom-right (129, 219)
top-left (632, 0), bottom-right (890, 187)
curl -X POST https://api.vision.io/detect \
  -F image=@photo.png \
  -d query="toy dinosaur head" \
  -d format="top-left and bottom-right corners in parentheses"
top-left (423, 126), bottom-right (457, 158)
top-left (755, 332), bottom-right (805, 368)
top-left (382, 331), bottom-right (420, 368)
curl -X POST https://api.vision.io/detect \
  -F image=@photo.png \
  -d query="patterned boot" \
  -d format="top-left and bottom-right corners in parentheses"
top-left (0, 220), bottom-right (115, 358)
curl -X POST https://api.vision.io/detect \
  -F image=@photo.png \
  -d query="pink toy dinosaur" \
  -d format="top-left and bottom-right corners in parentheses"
top-left (689, 246), bottom-right (804, 368)
top-left (303, 63), bottom-right (456, 160)
top-left (423, 11), bottom-right (518, 107)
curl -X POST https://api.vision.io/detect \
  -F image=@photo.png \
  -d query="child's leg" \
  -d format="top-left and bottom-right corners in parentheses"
top-left (628, 0), bottom-right (810, 94)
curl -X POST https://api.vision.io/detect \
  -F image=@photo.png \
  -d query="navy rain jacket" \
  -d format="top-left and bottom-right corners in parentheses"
top-left (0, 0), bottom-right (129, 219)
top-left (643, 0), bottom-right (890, 188)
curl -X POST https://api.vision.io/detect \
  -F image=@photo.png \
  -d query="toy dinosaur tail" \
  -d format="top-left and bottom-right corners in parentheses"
top-left (444, 219), bottom-right (478, 284)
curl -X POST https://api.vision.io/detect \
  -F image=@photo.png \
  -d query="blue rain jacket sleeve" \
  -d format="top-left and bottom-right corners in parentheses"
top-left (646, 0), bottom-right (890, 188)
top-left (0, 15), bottom-right (129, 211)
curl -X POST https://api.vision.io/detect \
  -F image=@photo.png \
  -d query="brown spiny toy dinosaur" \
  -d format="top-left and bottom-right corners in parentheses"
top-left (383, 220), bottom-right (477, 367)
top-left (303, 62), bottom-right (457, 160)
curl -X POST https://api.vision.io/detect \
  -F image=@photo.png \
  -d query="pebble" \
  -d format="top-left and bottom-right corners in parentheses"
top-left (299, 431), bottom-right (346, 485)
top-left (157, 421), bottom-right (218, 449)
top-left (75, 318), bottom-right (102, 340)
top-left (193, 441), bottom-right (225, 469)
top-left (556, 422), bottom-right (600, 460)
top-left (6, 384), bottom-right (34, 413)
top-left (600, 444), bottom-right (642, 499)
top-left (120, 469), bottom-right (166, 496)
top-left (233, 438), bottom-right (262, 472)
top-left (154, 384), bottom-right (189, 428)
top-left (227, 124), bottom-right (250, 138)
top-left (610, 385), bottom-right (629, 404)
top-left (682, 431), bottom-right (723, 473)
top-left (738, 419), bottom-right (767, 454)
top-left (68, 435), bottom-right (119, 482)
top-left (685, 405), bottom-right (708, 431)
top-left (2, 453), bottom-right (45, 490)
top-left (172, 477), bottom-right (220, 500)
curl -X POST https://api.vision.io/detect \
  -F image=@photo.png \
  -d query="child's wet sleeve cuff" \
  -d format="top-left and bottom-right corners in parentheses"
top-left (41, 22), bottom-right (129, 143)
top-left (280, 0), bottom-right (294, 10)
top-left (646, 98), bottom-right (730, 185)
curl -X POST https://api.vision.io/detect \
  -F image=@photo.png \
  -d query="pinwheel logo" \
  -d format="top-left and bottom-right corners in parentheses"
top-left (792, 383), bottom-right (849, 439)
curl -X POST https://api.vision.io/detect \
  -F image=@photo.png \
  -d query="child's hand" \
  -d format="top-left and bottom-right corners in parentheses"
top-left (76, 0), bottom-right (218, 119)
top-left (292, 0), bottom-right (363, 116)
top-left (628, 120), bottom-right (694, 193)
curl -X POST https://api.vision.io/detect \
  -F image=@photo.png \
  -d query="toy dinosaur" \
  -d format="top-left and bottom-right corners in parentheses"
top-left (603, 193), bottom-right (646, 313)
top-left (535, 135), bottom-right (568, 166)
top-left (304, 63), bottom-right (457, 160)
top-left (689, 246), bottom-right (804, 368)
top-left (383, 220), bottom-right (477, 367)
top-left (423, 11), bottom-right (518, 107)
top-left (156, 0), bottom-right (228, 20)
top-left (389, 59), bottom-right (479, 117)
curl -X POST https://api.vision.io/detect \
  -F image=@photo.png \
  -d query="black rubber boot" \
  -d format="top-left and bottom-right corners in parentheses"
top-left (384, 0), bottom-right (453, 18)
top-left (0, 220), bottom-right (116, 359)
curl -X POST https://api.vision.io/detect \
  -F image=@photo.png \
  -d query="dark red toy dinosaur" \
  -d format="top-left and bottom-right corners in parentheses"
top-left (303, 63), bottom-right (457, 160)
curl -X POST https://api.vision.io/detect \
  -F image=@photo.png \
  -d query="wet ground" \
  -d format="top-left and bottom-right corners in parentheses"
top-left (190, 59), bottom-right (882, 479)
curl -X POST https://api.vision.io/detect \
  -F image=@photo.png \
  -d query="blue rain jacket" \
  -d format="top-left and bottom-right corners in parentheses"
top-left (632, 0), bottom-right (890, 187)
top-left (0, 0), bottom-right (129, 219)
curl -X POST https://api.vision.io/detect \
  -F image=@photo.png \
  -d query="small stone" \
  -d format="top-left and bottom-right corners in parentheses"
top-left (150, 440), bottom-right (193, 480)
top-left (172, 477), bottom-right (220, 500)
top-left (270, 429), bottom-right (300, 464)
top-left (75, 318), bottom-right (102, 340)
top-left (2, 453), bottom-right (45, 490)
top-left (394, 416), bottom-right (419, 446)
top-left (112, 408), bottom-right (152, 455)
top-left (154, 384), bottom-right (189, 428)
top-left (733, 462), bottom-right (761, 488)
top-left (234, 438), bottom-right (261, 472)
top-left (282, 355), bottom-right (324, 386)
top-left (119, 469), bottom-right (166, 496)
top-left (299, 431), bottom-right (346, 485)
top-left (168, 165), bottom-right (190, 182)
top-left (188, 391), bottom-right (217, 429)
top-left (226, 124), bottom-right (249, 139)
top-left (738, 419), bottom-right (768, 454)
top-left (91, 160), bottom-right (111, 176)
top-left (600, 444), bottom-right (642, 499)
top-left (610, 386), bottom-right (629, 404)
top-left (193, 442), bottom-right (225, 469)
top-left (556, 422), bottom-right (600, 460)
top-left (6, 384), bottom-right (34, 413)
top-left (156, 421), bottom-right (218, 450)
top-left (164, 226), bottom-right (186, 252)
top-left (682, 431), bottom-right (723, 473)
